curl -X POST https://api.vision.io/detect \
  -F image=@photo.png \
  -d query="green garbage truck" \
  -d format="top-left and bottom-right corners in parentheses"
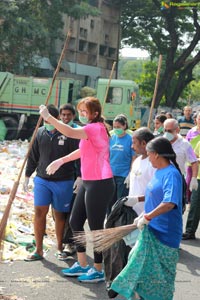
top-left (0, 72), bottom-right (141, 140)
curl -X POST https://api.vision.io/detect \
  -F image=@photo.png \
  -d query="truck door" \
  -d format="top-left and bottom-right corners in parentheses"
top-left (122, 88), bottom-right (137, 129)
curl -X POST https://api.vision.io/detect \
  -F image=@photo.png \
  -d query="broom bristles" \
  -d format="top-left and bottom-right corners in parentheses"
top-left (74, 223), bottom-right (137, 252)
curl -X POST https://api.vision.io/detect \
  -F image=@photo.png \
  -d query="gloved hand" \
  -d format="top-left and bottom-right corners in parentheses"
top-left (23, 177), bottom-right (30, 193)
top-left (39, 105), bottom-right (50, 121)
top-left (123, 228), bottom-right (140, 247)
top-left (46, 158), bottom-right (64, 175)
top-left (134, 213), bottom-right (150, 230)
top-left (189, 177), bottom-right (198, 192)
top-left (73, 176), bottom-right (82, 193)
top-left (133, 212), bottom-right (143, 225)
top-left (124, 173), bottom-right (130, 189)
top-left (124, 196), bottom-right (138, 207)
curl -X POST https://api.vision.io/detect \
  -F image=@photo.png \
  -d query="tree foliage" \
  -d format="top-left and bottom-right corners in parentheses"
top-left (0, 0), bottom-right (99, 74)
top-left (121, 0), bottom-right (200, 108)
top-left (188, 80), bottom-right (200, 102)
top-left (118, 59), bottom-right (146, 81)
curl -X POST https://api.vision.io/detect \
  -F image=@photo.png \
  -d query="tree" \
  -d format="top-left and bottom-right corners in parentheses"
top-left (118, 59), bottom-right (146, 81)
top-left (138, 60), bottom-right (191, 107)
top-left (0, 0), bottom-right (99, 74)
top-left (120, 0), bottom-right (200, 108)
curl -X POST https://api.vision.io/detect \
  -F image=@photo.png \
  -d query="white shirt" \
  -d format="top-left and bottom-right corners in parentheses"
top-left (172, 134), bottom-right (198, 175)
top-left (129, 155), bottom-right (156, 216)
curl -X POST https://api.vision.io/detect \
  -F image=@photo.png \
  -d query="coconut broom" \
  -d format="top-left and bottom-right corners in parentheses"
top-left (73, 223), bottom-right (137, 253)
top-left (0, 29), bottom-right (72, 259)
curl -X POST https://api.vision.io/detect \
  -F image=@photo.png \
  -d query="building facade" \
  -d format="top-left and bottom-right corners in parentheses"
top-left (56, 0), bottom-right (121, 88)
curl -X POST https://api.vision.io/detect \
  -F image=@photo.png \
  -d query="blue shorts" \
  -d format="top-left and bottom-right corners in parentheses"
top-left (33, 176), bottom-right (74, 212)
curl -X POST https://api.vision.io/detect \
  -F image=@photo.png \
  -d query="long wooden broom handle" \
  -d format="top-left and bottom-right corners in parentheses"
top-left (147, 54), bottom-right (162, 129)
top-left (102, 61), bottom-right (116, 114)
top-left (17, 29), bottom-right (72, 182)
top-left (0, 29), bottom-right (71, 248)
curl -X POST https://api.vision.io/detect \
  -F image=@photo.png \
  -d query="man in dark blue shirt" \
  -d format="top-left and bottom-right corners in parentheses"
top-left (178, 106), bottom-right (194, 137)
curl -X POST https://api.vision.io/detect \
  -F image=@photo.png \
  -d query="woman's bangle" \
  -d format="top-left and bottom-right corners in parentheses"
top-left (144, 214), bottom-right (151, 221)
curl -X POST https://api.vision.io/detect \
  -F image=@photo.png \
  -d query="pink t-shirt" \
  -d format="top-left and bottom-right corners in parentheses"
top-left (79, 122), bottom-right (113, 180)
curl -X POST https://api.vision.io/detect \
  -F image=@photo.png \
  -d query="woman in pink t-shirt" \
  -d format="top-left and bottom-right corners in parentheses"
top-left (39, 97), bottom-right (115, 283)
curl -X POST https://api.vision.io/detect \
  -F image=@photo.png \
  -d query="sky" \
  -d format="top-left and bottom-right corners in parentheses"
top-left (120, 47), bottom-right (149, 58)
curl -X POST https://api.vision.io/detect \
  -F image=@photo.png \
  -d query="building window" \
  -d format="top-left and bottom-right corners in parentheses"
top-left (105, 34), bottom-right (109, 44)
top-left (66, 50), bottom-right (75, 62)
top-left (80, 27), bottom-right (87, 38)
top-left (99, 45), bottom-right (107, 56)
top-left (108, 47), bottom-right (116, 58)
top-left (79, 40), bottom-right (87, 52)
top-left (88, 42), bottom-right (97, 54)
top-left (90, 19), bottom-right (95, 28)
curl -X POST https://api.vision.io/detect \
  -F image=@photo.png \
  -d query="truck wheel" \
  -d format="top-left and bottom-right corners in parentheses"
top-left (2, 116), bottom-right (18, 140)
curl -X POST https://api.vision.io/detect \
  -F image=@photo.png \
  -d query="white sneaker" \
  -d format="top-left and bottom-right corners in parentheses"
top-left (78, 267), bottom-right (105, 283)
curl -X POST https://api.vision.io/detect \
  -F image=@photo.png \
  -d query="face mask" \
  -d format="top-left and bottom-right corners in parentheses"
top-left (157, 126), bottom-right (164, 133)
top-left (113, 128), bottom-right (124, 136)
top-left (79, 115), bottom-right (89, 124)
top-left (44, 123), bottom-right (55, 131)
top-left (60, 119), bottom-right (74, 126)
top-left (163, 132), bottom-right (174, 141)
top-left (67, 120), bottom-right (74, 127)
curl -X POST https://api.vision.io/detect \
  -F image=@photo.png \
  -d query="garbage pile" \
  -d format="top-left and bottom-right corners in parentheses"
top-left (0, 140), bottom-right (55, 262)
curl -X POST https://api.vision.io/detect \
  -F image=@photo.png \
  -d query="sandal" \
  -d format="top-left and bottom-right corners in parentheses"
top-left (24, 252), bottom-right (43, 262)
top-left (55, 251), bottom-right (68, 261)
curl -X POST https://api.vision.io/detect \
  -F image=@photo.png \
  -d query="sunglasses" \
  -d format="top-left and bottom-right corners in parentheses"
top-left (164, 129), bottom-right (175, 133)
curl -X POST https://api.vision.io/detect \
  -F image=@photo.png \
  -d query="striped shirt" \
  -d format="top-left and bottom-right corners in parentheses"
top-left (178, 116), bottom-right (194, 137)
